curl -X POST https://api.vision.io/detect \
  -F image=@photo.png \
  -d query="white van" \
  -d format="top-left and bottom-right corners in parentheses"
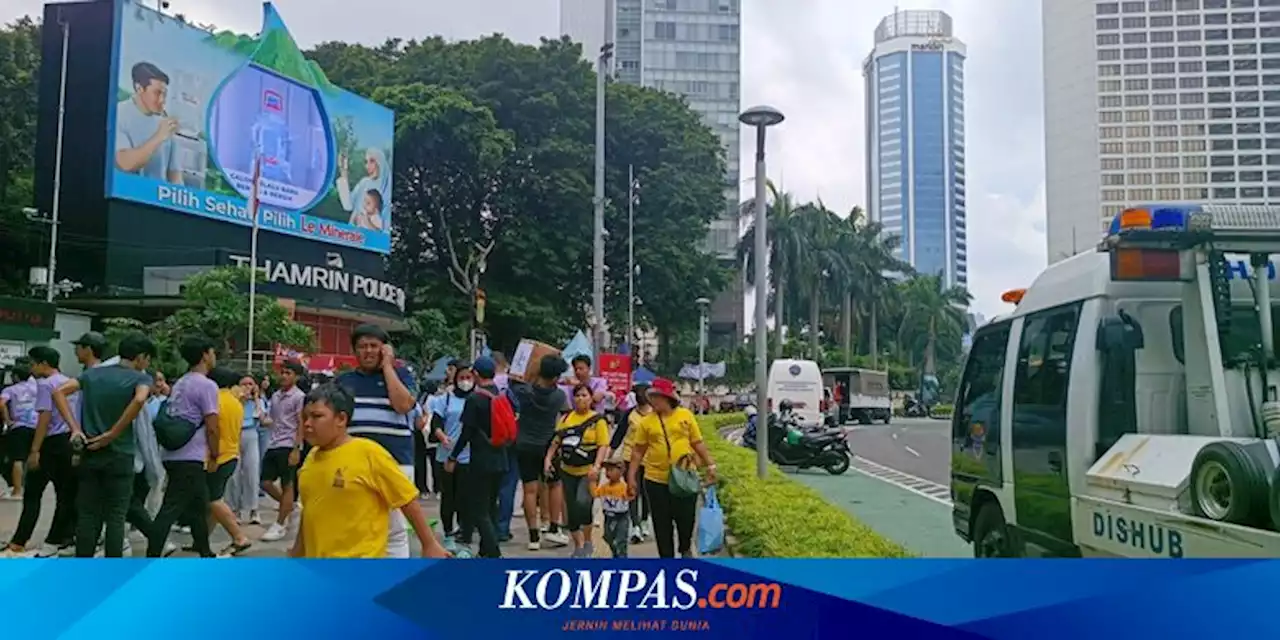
top-left (767, 359), bottom-right (825, 427)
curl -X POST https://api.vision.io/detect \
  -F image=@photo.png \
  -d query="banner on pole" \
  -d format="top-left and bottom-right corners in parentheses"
top-left (598, 352), bottom-right (632, 402)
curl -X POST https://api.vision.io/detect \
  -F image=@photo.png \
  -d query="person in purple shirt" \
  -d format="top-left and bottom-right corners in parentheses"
top-left (1, 356), bottom-right (38, 501)
top-left (2, 346), bottom-right (82, 557)
top-left (146, 335), bottom-right (221, 558)
top-left (259, 360), bottom-right (306, 543)
top-left (563, 355), bottom-right (611, 412)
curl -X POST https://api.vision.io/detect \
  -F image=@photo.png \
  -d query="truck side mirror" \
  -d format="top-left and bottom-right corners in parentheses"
top-left (1097, 313), bottom-right (1145, 353)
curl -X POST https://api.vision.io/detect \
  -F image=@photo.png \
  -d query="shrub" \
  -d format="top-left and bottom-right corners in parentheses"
top-left (698, 414), bottom-right (911, 558)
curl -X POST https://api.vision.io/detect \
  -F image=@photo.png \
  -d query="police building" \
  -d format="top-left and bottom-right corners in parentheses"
top-left (33, 1), bottom-right (405, 367)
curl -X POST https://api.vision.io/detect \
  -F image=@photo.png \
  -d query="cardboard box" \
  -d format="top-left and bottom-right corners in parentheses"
top-left (509, 339), bottom-right (562, 381)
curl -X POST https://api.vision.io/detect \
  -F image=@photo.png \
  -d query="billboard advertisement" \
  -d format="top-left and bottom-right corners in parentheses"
top-left (105, 2), bottom-right (394, 253)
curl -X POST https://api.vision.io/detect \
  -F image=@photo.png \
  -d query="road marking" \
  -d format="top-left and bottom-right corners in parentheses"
top-left (903, 445), bottom-right (920, 457)
top-left (891, 432), bottom-right (898, 440)
top-left (850, 456), bottom-right (952, 507)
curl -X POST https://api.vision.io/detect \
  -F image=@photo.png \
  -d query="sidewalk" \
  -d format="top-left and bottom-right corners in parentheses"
top-left (0, 485), bottom-right (684, 559)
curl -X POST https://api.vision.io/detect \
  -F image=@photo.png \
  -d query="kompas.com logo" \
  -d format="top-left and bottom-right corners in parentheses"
top-left (499, 569), bottom-right (783, 610)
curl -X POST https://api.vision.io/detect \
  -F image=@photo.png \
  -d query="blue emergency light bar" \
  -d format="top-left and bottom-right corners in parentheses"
top-left (1106, 203), bottom-right (1202, 236)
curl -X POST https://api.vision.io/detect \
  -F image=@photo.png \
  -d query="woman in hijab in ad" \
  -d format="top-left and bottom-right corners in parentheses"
top-left (336, 147), bottom-right (392, 232)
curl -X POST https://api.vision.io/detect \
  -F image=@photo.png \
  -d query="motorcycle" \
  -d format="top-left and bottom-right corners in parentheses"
top-left (751, 402), bottom-right (851, 475)
top-left (902, 395), bottom-right (934, 419)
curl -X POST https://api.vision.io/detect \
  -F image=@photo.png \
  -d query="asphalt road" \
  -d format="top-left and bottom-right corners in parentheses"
top-left (846, 416), bottom-right (952, 486)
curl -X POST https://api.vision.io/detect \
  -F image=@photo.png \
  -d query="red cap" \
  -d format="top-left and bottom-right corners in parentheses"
top-left (647, 378), bottom-right (680, 403)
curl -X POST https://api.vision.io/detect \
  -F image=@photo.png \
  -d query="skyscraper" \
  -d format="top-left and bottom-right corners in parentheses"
top-left (864, 10), bottom-right (968, 289)
top-left (561, 0), bottom-right (744, 342)
top-left (1044, 0), bottom-right (1280, 264)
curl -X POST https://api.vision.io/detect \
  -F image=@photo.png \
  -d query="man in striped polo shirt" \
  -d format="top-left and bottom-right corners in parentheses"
top-left (335, 324), bottom-right (419, 558)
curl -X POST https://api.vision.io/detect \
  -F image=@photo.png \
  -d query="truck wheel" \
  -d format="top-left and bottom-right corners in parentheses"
top-left (1189, 442), bottom-right (1268, 526)
top-left (1270, 466), bottom-right (1280, 533)
top-left (882, 413), bottom-right (892, 425)
top-left (858, 413), bottom-right (872, 425)
top-left (972, 503), bottom-right (1014, 558)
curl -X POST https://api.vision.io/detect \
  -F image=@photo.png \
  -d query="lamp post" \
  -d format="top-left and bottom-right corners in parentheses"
top-left (739, 105), bottom-right (784, 479)
top-left (696, 297), bottom-right (711, 397)
top-left (592, 0), bottom-right (616, 359)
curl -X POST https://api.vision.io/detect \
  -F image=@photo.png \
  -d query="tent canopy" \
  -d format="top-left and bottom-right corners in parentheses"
top-left (421, 355), bottom-right (456, 382)
top-left (560, 330), bottom-right (594, 378)
top-left (632, 367), bottom-right (657, 384)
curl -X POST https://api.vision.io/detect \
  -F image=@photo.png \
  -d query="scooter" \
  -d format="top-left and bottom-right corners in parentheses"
top-left (903, 395), bottom-right (933, 419)
top-left (763, 403), bottom-right (851, 475)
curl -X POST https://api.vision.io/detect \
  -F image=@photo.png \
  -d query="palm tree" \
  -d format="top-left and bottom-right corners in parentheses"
top-left (790, 203), bottom-right (845, 358)
top-left (830, 207), bottom-right (911, 367)
top-left (900, 274), bottom-right (973, 375)
top-left (739, 181), bottom-right (808, 359)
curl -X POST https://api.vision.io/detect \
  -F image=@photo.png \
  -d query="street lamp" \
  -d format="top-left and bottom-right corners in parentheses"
top-left (739, 104), bottom-right (784, 479)
top-left (695, 297), bottom-right (711, 397)
top-left (628, 164), bottom-right (641, 354)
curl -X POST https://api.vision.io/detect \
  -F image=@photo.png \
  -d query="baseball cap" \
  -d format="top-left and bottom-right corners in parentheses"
top-left (72, 331), bottom-right (108, 350)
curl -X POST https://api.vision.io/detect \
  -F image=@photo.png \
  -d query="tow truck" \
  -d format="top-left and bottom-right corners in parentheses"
top-left (950, 204), bottom-right (1280, 558)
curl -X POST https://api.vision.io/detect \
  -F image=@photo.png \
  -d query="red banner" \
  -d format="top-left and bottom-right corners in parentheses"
top-left (597, 353), bottom-right (632, 404)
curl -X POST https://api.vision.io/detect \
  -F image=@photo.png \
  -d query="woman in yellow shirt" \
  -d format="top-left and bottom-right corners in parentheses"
top-left (291, 383), bottom-right (450, 559)
top-left (545, 384), bottom-right (610, 558)
top-left (626, 377), bottom-right (717, 559)
top-left (209, 367), bottom-right (252, 556)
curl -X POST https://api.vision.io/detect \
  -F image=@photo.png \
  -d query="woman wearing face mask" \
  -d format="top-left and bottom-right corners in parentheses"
top-left (428, 362), bottom-right (473, 543)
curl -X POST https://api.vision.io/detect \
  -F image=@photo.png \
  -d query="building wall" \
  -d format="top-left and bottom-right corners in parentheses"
top-left (864, 10), bottom-right (968, 289)
top-left (1044, 0), bottom-right (1280, 263)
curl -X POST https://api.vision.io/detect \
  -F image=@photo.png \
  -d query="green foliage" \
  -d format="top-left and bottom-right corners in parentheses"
top-left (0, 17), bottom-right (42, 295)
top-left (308, 36), bottom-right (729, 353)
top-left (102, 267), bottom-right (314, 370)
top-left (393, 308), bottom-right (468, 364)
top-left (699, 414), bottom-right (912, 558)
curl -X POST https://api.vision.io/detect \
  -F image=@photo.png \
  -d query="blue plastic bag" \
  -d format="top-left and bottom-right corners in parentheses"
top-left (697, 486), bottom-right (725, 555)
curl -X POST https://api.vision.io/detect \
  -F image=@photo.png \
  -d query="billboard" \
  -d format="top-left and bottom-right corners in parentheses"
top-left (105, 2), bottom-right (394, 253)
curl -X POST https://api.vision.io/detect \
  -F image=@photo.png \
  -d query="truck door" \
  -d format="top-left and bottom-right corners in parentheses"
top-left (1010, 302), bottom-right (1082, 557)
top-left (950, 322), bottom-right (1011, 522)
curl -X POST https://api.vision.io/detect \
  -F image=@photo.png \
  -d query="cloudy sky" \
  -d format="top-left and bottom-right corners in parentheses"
top-left (5, 0), bottom-right (1047, 318)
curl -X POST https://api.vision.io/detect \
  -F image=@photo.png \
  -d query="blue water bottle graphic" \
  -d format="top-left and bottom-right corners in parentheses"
top-left (252, 89), bottom-right (293, 184)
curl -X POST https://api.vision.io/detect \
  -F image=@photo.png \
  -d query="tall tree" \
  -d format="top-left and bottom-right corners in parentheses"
top-left (739, 181), bottom-right (808, 359)
top-left (900, 274), bottom-right (972, 375)
top-left (0, 17), bottom-right (42, 294)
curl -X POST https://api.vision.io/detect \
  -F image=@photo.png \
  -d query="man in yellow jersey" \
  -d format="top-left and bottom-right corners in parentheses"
top-left (290, 384), bottom-right (450, 559)
top-left (209, 367), bottom-right (252, 556)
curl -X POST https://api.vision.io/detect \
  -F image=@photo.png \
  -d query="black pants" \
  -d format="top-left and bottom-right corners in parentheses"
top-left (461, 467), bottom-right (503, 558)
top-left (75, 461), bottom-right (134, 558)
top-left (126, 472), bottom-right (154, 535)
top-left (561, 473), bottom-right (593, 531)
top-left (148, 461), bottom-right (212, 558)
top-left (629, 465), bottom-right (651, 528)
top-left (429, 456), bottom-right (443, 495)
top-left (645, 478), bottom-right (697, 558)
top-left (11, 433), bottom-right (77, 547)
top-left (413, 430), bottom-right (429, 493)
top-left (439, 463), bottom-right (463, 534)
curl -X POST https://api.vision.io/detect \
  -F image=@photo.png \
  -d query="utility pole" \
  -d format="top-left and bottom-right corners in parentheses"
top-left (627, 164), bottom-right (639, 354)
top-left (592, 0), bottom-right (615, 361)
top-left (46, 16), bottom-right (70, 303)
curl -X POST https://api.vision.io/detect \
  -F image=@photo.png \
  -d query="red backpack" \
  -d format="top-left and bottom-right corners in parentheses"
top-left (477, 388), bottom-right (518, 447)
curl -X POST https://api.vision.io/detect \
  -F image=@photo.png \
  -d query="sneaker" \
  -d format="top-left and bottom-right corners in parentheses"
top-left (260, 523), bottom-right (287, 542)
top-left (162, 542), bottom-right (179, 557)
top-left (543, 531), bottom-right (570, 547)
top-left (122, 540), bottom-right (133, 557)
top-left (2, 491), bottom-right (22, 501)
top-left (583, 542), bottom-right (595, 558)
top-left (0, 546), bottom-right (36, 558)
top-left (33, 543), bottom-right (63, 558)
top-left (527, 539), bottom-right (541, 551)
top-left (630, 530), bottom-right (643, 544)
top-left (641, 522), bottom-right (651, 540)
top-left (248, 511), bottom-right (262, 526)
top-left (173, 525), bottom-right (191, 535)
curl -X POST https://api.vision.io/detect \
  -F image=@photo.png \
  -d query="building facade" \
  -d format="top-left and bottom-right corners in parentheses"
top-left (561, 0), bottom-right (744, 343)
top-left (1044, 0), bottom-right (1280, 264)
top-left (864, 10), bottom-right (968, 290)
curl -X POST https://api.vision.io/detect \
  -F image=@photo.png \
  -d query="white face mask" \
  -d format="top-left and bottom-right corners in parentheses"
top-left (457, 380), bottom-right (475, 392)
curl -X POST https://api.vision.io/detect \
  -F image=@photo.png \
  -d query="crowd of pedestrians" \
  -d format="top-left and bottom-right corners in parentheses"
top-left (0, 324), bottom-right (719, 559)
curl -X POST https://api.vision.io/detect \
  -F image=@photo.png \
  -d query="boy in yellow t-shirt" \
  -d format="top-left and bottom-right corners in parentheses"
top-left (290, 383), bottom-right (450, 559)
top-left (590, 460), bottom-right (632, 558)
top-left (209, 367), bottom-right (252, 556)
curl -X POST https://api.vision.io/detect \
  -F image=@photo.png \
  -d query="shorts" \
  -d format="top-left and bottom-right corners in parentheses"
top-left (6, 427), bottom-right (34, 461)
top-left (516, 445), bottom-right (555, 484)
top-left (261, 447), bottom-right (297, 487)
top-left (207, 459), bottom-right (238, 500)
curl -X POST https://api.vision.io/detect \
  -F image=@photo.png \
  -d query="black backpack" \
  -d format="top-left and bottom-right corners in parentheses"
top-left (152, 399), bottom-right (200, 451)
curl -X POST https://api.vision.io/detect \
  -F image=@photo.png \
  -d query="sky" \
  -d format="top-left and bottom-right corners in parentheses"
top-left (5, 0), bottom-right (1049, 319)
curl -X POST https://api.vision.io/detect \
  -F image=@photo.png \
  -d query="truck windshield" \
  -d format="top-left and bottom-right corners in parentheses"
top-left (1169, 304), bottom-right (1280, 365)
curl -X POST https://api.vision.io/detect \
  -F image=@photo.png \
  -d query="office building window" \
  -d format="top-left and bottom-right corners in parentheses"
top-left (654, 22), bottom-right (676, 39)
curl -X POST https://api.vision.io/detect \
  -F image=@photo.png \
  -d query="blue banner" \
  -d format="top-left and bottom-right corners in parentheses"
top-left (4, 559), bottom-right (1278, 638)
